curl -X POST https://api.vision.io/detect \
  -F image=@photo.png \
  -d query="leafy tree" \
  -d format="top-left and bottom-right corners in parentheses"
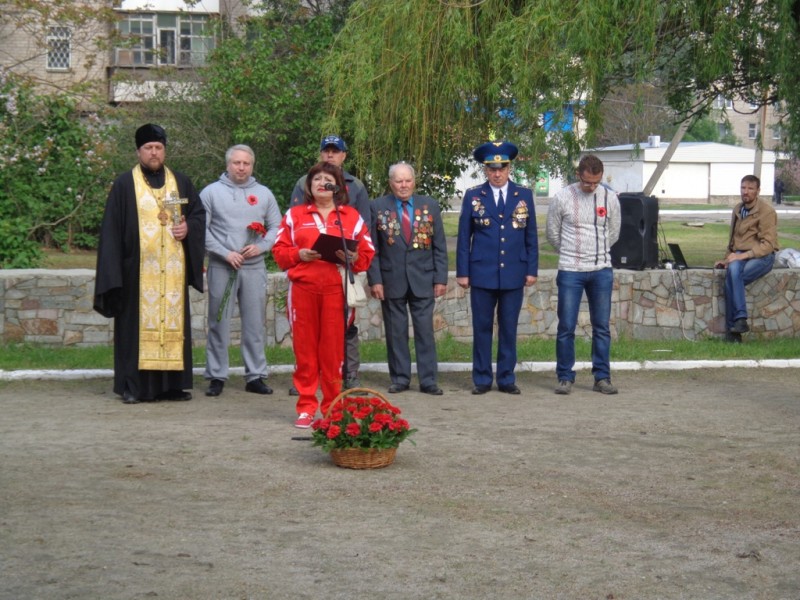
top-left (199, 12), bottom-right (338, 204)
top-left (0, 69), bottom-right (113, 268)
top-left (324, 0), bottom-right (800, 186)
top-left (595, 83), bottom-right (679, 147)
top-left (683, 116), bottom-right (737, 145)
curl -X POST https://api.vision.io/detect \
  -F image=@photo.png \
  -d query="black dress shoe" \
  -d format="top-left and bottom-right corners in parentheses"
top-left (724, 332), bottom-right (742, 344)
top-left (288, 386), bottom-right (299, 396)
top-left (122, 390), bottom-right (140, 404)
top-left (498, 383), bottom-right (521, 395)
top-left (245, 378), bottom-right (273, 395)
top-left (472, 385), bottom-right (491, 395)
top-left (388, 383), bottom-right (410, 393)
top-left (420, 385), bottom-right (443, 396)
top-left (730, 318), bottom-right (750, 334)
top-left (156, 389), bottom-right (192, 401)
top-left (206, 379), bottom-right (224, 397)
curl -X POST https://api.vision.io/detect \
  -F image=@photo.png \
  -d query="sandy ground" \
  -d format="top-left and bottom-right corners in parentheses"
top-left (1, 368), bottom-right (798, 600)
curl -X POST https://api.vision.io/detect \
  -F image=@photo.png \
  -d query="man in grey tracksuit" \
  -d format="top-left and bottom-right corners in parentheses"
top-left (201, 144), bottom-right (282, 397)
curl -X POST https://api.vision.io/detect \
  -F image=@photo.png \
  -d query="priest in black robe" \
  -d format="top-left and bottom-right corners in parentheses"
top-left (94, 124), bottom-right (206, 403)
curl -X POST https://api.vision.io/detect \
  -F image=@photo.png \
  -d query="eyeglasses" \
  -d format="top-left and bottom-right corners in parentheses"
top-left (579, 176), bottom-right (602, 189)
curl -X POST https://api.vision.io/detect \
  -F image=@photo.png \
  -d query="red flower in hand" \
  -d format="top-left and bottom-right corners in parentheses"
top-left (217, 221), bottom-right (268, 322)
top-left (597, 207), bottom-right (607, 218)
top-left (247, 194), bottom-right (257, 205)
top-left (248, 221), bottom-right (267, 237)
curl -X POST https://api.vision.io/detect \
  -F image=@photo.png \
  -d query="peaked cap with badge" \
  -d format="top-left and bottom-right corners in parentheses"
top-left (473, 140), bottom-right (518, 168)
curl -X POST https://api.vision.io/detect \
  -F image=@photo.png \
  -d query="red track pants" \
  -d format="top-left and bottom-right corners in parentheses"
top-left (288, 281), bottom-right (345, 417)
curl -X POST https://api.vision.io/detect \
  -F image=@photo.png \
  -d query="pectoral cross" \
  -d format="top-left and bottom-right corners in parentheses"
top-left (164, 191), bottom-right (188, 226)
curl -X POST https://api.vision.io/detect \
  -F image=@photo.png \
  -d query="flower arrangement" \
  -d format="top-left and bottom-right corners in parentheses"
top-left (217, 221), bottom-right (267, 321)
top-left (311, 394), bottom-right (416, 453)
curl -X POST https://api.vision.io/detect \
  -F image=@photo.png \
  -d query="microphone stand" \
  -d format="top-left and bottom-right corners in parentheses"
top-left (334, 201), bottom-right (354, 389)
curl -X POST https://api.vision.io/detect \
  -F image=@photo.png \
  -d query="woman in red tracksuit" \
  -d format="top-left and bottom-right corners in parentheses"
top-left (272, 162), bottom-right (375, 428)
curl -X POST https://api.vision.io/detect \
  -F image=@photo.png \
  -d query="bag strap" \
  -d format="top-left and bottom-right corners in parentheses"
top-left (311, 212), bottom-right (327, 234)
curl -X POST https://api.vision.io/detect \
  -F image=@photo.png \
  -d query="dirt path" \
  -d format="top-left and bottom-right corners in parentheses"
top-left (1, 369), bottom-right (798, 599)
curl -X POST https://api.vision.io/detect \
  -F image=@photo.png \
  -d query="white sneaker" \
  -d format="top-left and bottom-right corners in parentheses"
top-left (294, 412), bottom-right (314, 429)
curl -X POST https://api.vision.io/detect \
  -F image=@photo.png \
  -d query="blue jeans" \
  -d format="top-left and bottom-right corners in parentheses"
top-left (556, 268), bottom-right (613, 383)
top-left (723, 252), bottom-right (775, 329)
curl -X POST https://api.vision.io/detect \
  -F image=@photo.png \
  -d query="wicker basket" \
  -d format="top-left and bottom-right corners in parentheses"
top-left (330, 446), bottom-right (397, 469)
top-left (325, 387), bottom-right (399, 470)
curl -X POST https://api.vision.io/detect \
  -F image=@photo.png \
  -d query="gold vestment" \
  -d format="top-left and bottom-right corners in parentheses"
top-left (132, 165), bottom-right (186, 370)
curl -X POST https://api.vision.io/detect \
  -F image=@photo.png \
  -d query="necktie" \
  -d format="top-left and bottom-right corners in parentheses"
top-left (402, 202), bottom-right (412, 243)
top-left (497, 189), bottom-right (505, 215)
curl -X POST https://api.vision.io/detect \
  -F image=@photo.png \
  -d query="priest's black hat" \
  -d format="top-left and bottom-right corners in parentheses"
top-left (135, 123), bottom-right (167, 149)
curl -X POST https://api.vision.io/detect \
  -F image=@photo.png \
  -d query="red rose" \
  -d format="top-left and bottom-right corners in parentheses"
top-left (247, 194), bottom-right (257, 205)
top-left (597, 207), bottom-right (607, 218)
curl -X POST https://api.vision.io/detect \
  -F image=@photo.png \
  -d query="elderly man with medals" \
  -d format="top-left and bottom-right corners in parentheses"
top-left (94, 124), bottom-right (206, 404)
top-left (456, 140), bottom-right (538, 395)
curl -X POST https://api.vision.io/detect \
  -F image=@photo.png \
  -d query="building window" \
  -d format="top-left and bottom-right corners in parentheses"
top-left (717, 123), bottom-right (729, 138)
top-left (47, 26), bottom-right (72, 70)
top-left (115, 13), bottom-right (214, 67)
top-left (748, 123), bottom-right (758, 140)
top-left (713, 95), bottom-right (733, 110)
top-left (772, 125), bottom-right (782, 140)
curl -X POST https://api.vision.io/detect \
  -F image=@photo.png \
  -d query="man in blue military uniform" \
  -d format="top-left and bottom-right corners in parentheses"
top-left (456, 141), bottom-right (538, 395)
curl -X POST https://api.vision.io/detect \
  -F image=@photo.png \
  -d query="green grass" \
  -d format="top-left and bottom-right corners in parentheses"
top-left (2, 334), bottom-right (798, 372)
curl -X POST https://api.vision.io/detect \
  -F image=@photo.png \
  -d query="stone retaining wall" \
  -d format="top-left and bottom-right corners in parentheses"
top-left (1, 268), bottom-right (798, 347)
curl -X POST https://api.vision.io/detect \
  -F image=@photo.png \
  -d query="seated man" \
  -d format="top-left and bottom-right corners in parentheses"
top-left (714, 174), bottom-right (778, 343)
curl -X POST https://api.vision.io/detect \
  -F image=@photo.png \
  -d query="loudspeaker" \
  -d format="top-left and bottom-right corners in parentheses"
top-left (611, 193), bottom-right (659, 270)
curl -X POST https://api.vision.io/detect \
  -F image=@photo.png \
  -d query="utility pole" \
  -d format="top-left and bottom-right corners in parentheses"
top-left (642, 118), bottom-right (693, 197)
top-left (753, 102), bottom-right (768, 180)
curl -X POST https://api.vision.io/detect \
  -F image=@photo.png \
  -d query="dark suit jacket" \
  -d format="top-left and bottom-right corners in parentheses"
top-left (455, 180), bottom-right (538, 290)
top-left (368, 194), bottom-right (448, 299)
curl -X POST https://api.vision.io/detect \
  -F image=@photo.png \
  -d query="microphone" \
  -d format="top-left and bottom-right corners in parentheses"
top-left (324, 183), bottom-right (340, 192)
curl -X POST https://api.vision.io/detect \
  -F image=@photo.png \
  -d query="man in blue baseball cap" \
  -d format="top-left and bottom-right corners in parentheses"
top-left (289, 135), bottom-right (371, 391)
top-left (456, 140), bottom-right (539, 395)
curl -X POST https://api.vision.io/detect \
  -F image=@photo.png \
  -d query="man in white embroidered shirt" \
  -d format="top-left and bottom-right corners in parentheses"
top-left (546, 154), bottom-right (621, 396)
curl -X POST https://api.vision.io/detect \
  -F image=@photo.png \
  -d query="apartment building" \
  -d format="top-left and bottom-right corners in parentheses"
top-left (711, 95), bottom-right (785, 151)
top-left (0, 0), bottom-right (249, 104)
